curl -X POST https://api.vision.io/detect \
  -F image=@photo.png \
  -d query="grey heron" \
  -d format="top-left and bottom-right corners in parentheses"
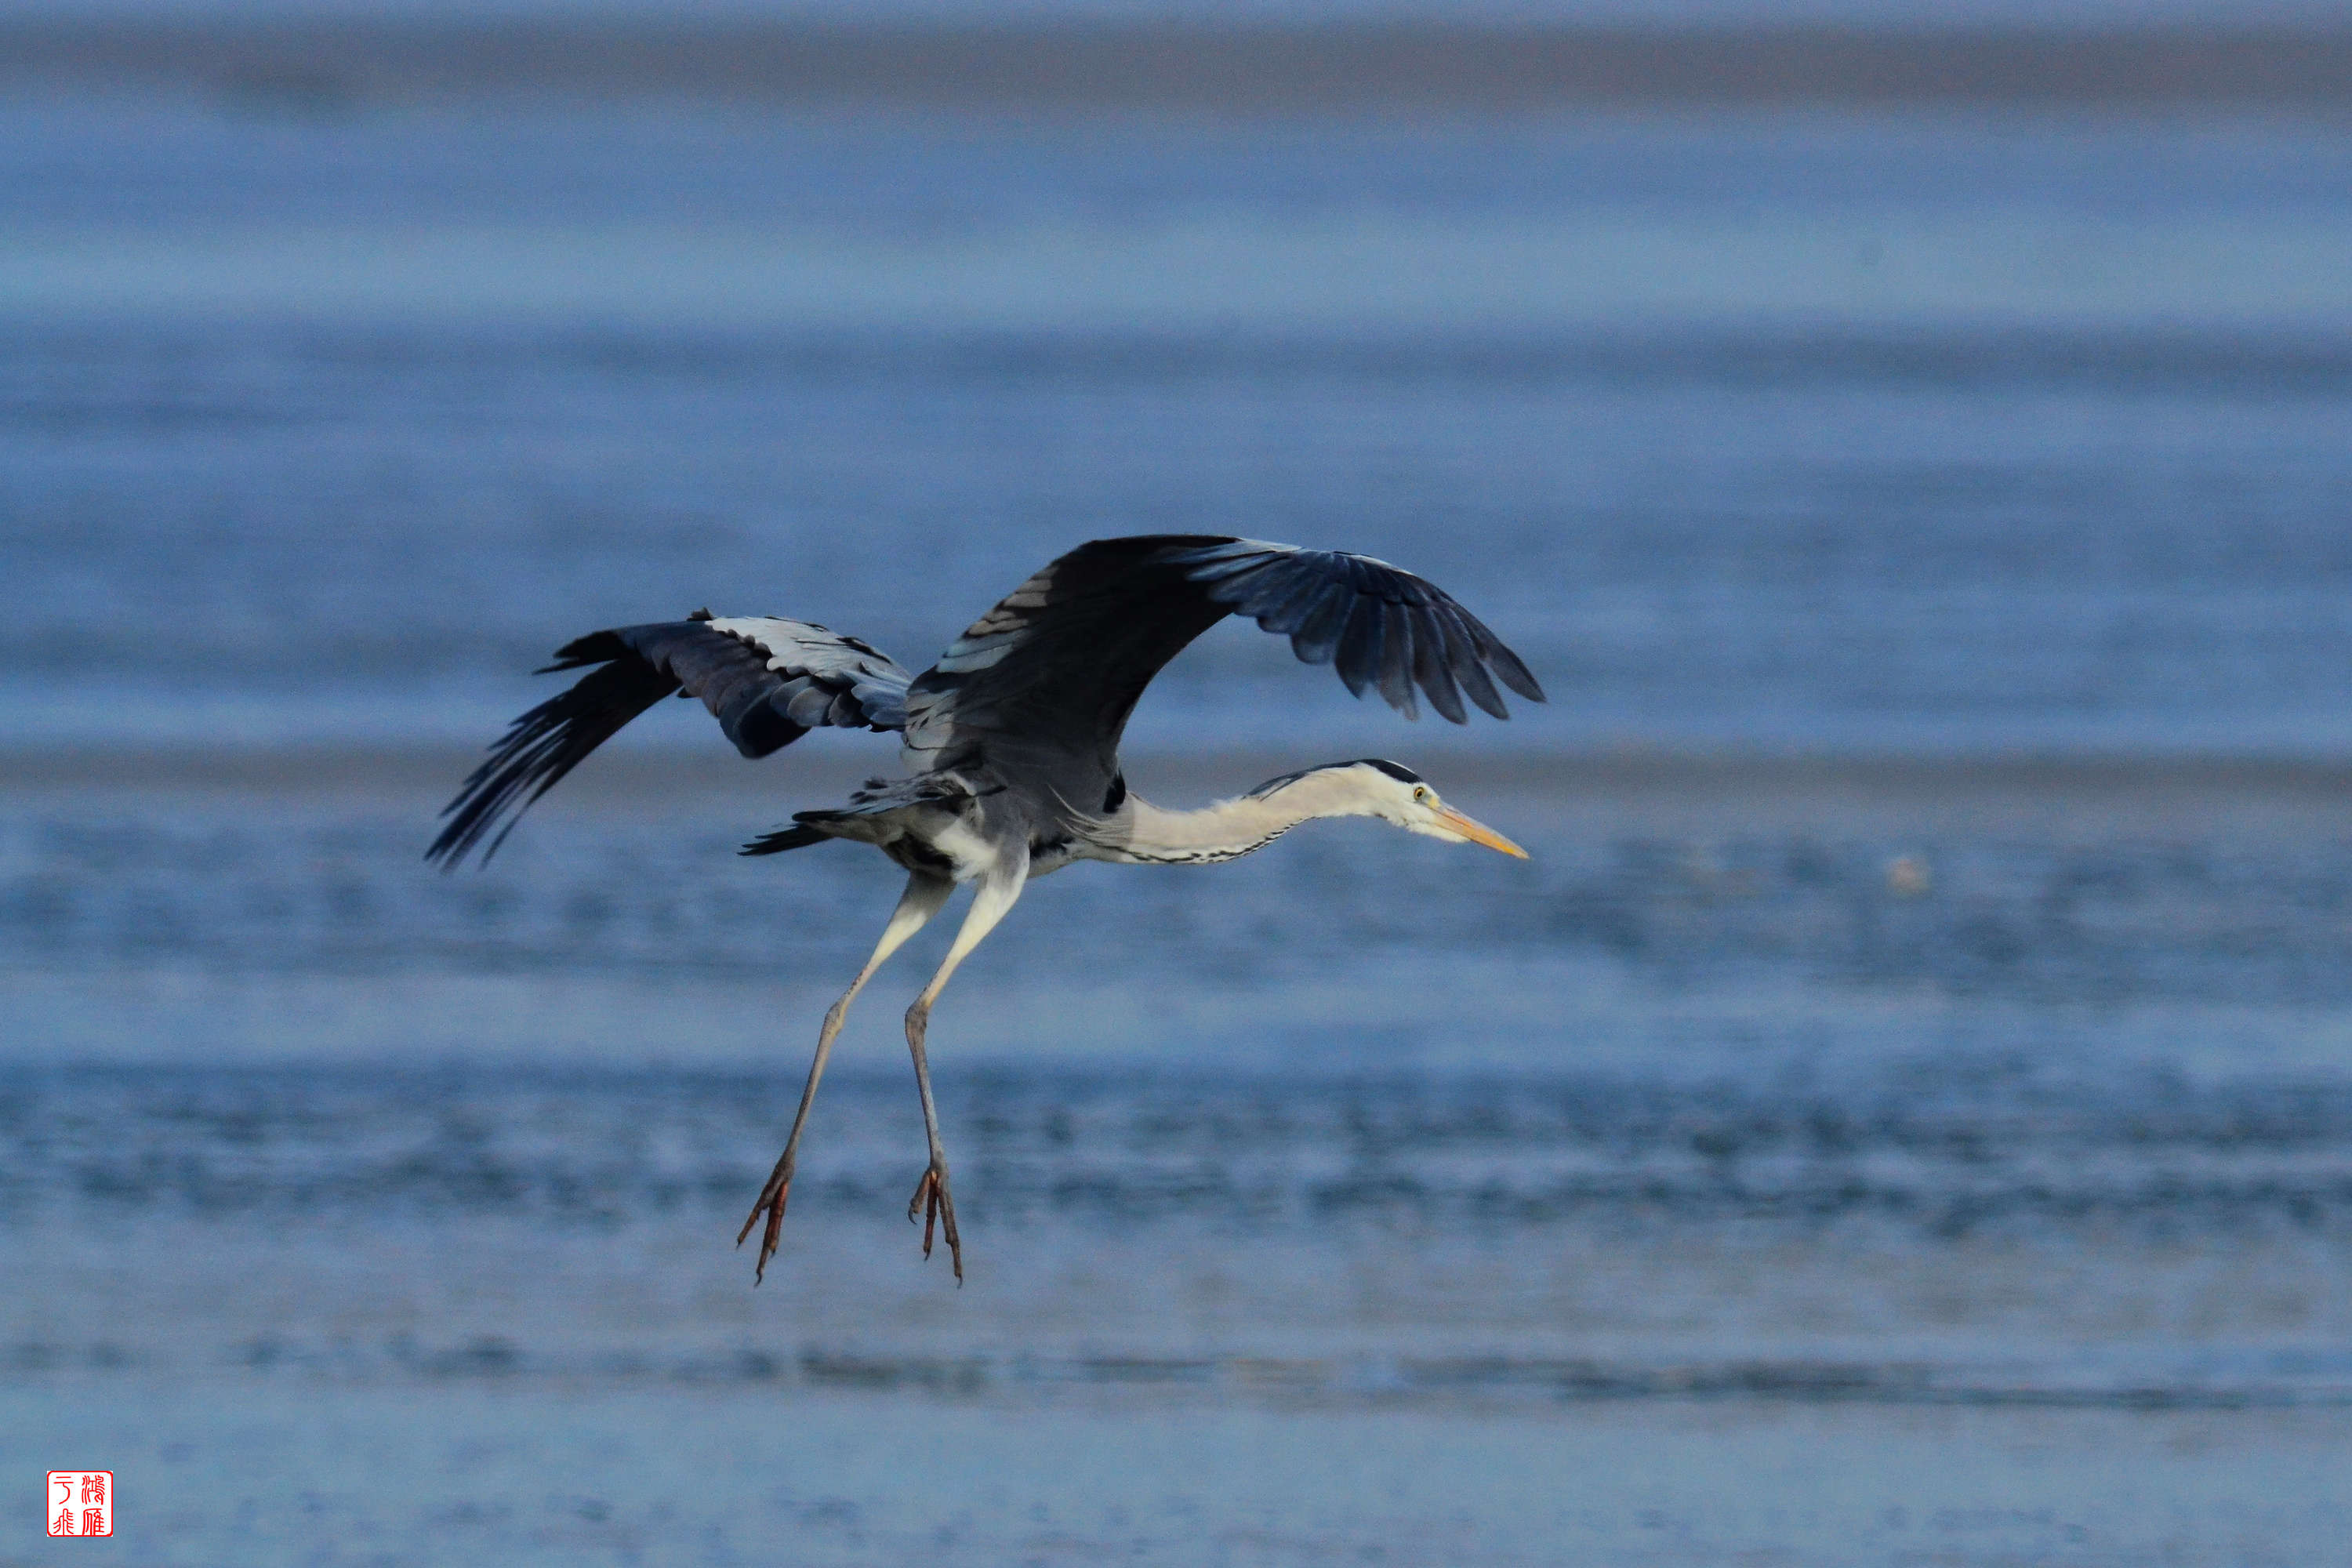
top-left (430, 535), bottom-right (1543, 1281)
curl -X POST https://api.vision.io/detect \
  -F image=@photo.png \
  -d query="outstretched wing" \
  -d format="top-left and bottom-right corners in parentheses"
top-left (901, 535), bottom-right (1541, 803)
top-left (428, 615), bottom-right (911, 869)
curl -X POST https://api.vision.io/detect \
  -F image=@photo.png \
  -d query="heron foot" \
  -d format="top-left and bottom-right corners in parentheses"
top-left (735, 1159), bottom-right (794, 1285)
top-left (907, 1163), bottom-right (963, 1283)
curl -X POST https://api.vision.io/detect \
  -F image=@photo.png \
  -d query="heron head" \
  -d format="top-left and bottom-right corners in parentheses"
top-left (1321, 759), bottom-right (1529, 858)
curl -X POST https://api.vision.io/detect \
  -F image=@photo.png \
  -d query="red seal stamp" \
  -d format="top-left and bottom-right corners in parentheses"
top-left (47, 1472), bottom-right (113, 1537)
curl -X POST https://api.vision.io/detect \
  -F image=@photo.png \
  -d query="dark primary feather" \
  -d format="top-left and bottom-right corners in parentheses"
top-left (899, 535), bottom-right (1543, 810)
top-left (1185, 540), bottom-right (1543, 717)
top-left (428, 617), bottom-right (911, 869)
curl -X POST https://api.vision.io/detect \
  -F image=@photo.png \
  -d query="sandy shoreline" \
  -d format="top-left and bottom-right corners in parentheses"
top-left (5, 20), bottom-right (2351, 111)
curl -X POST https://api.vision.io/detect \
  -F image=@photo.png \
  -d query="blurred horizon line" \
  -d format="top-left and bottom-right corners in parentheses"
top-left (15, 739), bottom-right (2352, 797)
top-left (5, 18), bottom-right (2352, 111)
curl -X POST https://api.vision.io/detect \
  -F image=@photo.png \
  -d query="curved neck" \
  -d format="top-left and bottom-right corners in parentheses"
top-left (1116, 771), bottom-right (1375, 866)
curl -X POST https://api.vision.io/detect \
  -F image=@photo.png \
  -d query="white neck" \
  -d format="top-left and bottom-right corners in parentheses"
top-left (1109, 771), bottom-right (1381, 866)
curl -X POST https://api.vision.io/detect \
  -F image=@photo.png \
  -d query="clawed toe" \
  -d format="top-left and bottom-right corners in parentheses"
top-left (735, 1167), bottom-right (793, 1284)
top-left (734, 1160), bottom-right (963, 1287)
top-left (907, 1165), bottom-right (964, 1283)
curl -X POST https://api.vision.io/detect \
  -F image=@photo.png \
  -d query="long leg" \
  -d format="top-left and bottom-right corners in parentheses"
top-left (902, 854), bottom-right (1027, 1283)
top-left (738, 870), bottom-right (953, 1283)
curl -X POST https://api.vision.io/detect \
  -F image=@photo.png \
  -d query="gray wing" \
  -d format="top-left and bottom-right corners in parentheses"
top-left (429, 615), bottom-right (910, 869)
top-left (901, 534), bottom-right (1541, 807)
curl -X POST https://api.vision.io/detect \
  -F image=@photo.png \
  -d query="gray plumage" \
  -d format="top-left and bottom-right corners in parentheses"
top-left (430, 534), bottom-right (1542, 1283)
top-left (427, 614), bottom-right (909, 867)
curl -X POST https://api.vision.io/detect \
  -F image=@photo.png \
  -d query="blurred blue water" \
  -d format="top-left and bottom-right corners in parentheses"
top-left (4, 102), bottom-right (2350, 752)
top-left (5, 93), bottom-right (2352, 1565)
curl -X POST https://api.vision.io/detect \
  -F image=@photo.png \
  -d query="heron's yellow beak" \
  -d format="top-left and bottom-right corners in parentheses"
top-left (1436, 804), bottom-right (1528, 858)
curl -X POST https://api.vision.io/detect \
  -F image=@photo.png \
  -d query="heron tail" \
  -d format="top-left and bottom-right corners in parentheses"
top-left (739, 823), bottom-right (829, 857)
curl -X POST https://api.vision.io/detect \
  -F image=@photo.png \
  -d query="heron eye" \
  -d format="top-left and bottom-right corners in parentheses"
top-left (1414, 786), bottom-right (1430, 804)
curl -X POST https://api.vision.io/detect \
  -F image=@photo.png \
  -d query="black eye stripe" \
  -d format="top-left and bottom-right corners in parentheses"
top-left (1247, 757), bottom-right (1425, 800)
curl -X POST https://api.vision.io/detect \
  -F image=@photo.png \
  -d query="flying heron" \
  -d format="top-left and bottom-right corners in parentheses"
top-left (429, 535), bottom-right (1543, 1281)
